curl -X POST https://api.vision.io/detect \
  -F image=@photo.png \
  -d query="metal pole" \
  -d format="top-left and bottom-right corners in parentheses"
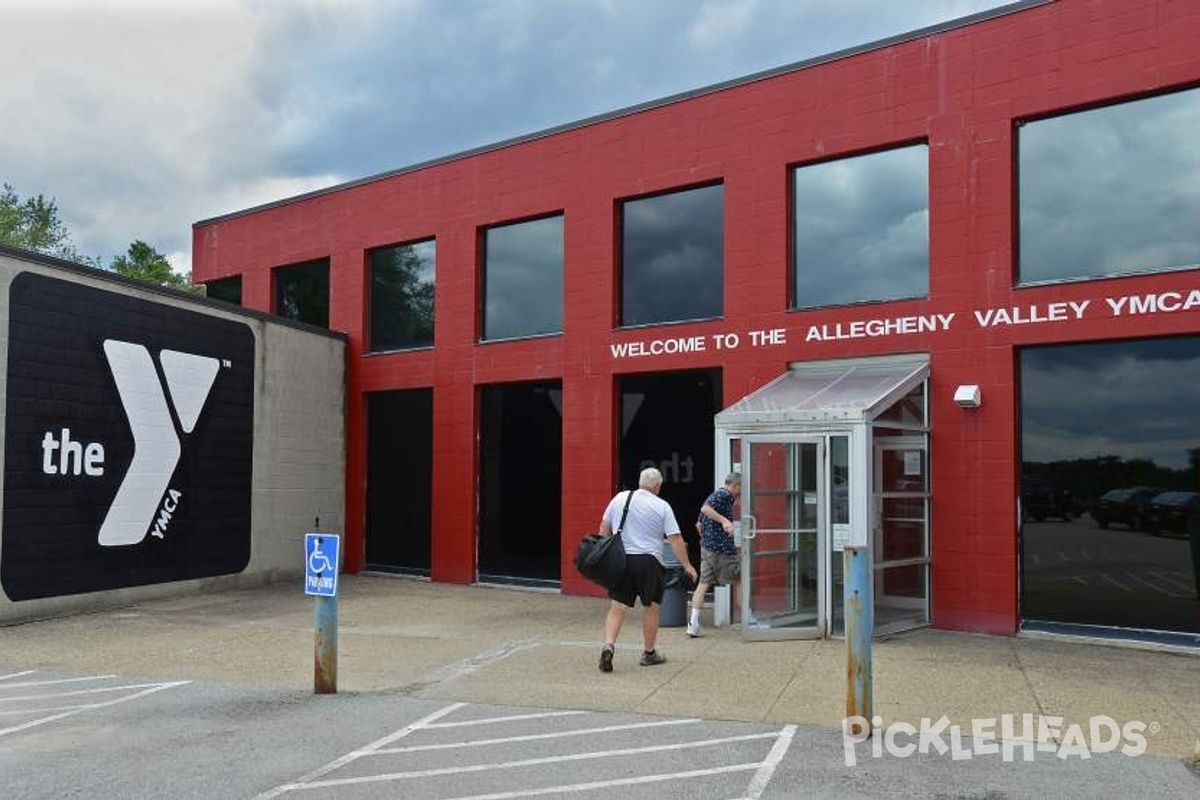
top-left (314, 593), bottom-right (338, 694)
top-left (844, 546), bottom-right (873, 734)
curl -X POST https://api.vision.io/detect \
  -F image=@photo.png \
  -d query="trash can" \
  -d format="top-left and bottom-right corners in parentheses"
top-left (659, 539), bottom-right (688, 627)
top-left (659, 569), bottom-right (688, 627)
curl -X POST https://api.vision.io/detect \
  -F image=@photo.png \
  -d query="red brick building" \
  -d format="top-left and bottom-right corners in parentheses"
top-left (193, 0), bottom-right (1200, 645)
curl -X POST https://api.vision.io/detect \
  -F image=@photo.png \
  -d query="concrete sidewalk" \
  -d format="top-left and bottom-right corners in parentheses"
top-left (2, 574), bottom-right (1198, 762)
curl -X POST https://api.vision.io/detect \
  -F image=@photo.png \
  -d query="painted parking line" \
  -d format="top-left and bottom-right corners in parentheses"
top-left (257, 702), bottom-right (467, 798)
top-left (374, 715), bottom-right (701, 756)
top-left (1123, 571), bottom-right (1190, 598)
top-left (259, 702), bottom-right (797, 799)
top-left (0, 673), bottom-right (118, 689)
top-left (1049, 570), bottom-right (1195, 598)
top-left (1149, 570), bottom-right (1196, 594)
top-left (0, 671), bottom-right (189, 738)
top-left (437, 725), bottom-right (798, 800)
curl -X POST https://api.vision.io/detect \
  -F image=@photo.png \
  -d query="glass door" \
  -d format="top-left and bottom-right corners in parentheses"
top-left (872, 436), bottom-right (930, 633)
top-left (740, 438), bottom-right (825, 640)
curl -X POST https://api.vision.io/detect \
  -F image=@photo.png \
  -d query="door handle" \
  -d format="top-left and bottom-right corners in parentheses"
top-left (741, 515), bottom-right (758, 540)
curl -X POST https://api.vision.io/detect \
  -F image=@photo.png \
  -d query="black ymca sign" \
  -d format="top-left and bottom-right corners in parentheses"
top-left (2, 272), bottom-right (254, 601)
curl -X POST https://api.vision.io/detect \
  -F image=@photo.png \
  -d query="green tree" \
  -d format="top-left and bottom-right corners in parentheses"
top-left (111, 239), bottom-right (199, 293)
top-left (370, 243), bottom-right (434, 348)
top-left (0, 183), bottom-right (85, 261)
top-left (277, 259), bottom-right (330, 326)
top-left (4, 183), bottom-right (196, 291)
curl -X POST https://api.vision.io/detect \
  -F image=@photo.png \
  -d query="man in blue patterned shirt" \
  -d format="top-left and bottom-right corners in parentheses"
top-left (687, 472), bottom-right (742, 637)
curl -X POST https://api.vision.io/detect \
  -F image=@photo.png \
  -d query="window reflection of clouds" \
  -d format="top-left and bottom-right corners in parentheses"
top-left (621, 184), bottom-right (723, 326)
top-left (410, 240), bottom-right (436, 283)
top-left (1019, 88), bottom-right (1200, 283)
top-left (483, 215), bottom-right (563, 340)
top-left (1022, 338), bottom-right (1200, 469)
top-left (792, 145), bottom-right (928, 308)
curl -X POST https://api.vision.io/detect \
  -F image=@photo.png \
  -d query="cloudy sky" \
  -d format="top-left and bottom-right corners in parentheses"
top-left (1, 0), bottom-right (1015, 276)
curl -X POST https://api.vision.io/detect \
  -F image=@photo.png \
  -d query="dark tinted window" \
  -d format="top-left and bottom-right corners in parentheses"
top-left (274, 258), bottom-right (329, 328)
top-left (369, 240), bottom-right (435, 351)
top-left (1019, 88), bottom-right (1200, 284)
top-left (366, 389), bottom-right (432, 575)
top-left (482, 215), bottom-right (562, 341)
top-left (478, 382), bottom-right (562, 584)
top-left (620, 184), bottom-right (723, 327)
top-left (1020, 337), bottom-right (1200, 635)
top-left (205, 275), bottom-right (242, 305)
top-left (792, 145), bottom-right (928, 309)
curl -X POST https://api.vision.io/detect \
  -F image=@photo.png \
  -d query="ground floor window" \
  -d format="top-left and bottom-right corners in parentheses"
top-left (478, 381), bottom-right (562, 585)
top-left (1020, 336), bottom-right (1200, 636)
top-left (365, 389), bottom-right (432, 575)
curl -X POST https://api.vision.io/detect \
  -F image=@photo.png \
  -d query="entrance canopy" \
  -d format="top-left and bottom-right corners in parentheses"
top-left (715, 354), bottom-right (929, 432)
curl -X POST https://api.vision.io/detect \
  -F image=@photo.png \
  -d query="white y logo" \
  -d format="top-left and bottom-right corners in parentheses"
top-left (97, 340), bottom-right (220, 547)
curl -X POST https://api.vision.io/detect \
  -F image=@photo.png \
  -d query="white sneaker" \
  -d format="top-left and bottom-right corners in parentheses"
top-left (686, 622), bottom-right (703, 638)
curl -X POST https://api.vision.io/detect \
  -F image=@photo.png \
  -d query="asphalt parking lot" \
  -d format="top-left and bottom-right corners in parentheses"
top-left (5, 666), bottom-right (1199, 799)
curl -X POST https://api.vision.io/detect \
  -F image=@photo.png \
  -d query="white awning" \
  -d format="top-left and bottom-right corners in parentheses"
top-left (715, 354), bottom-right (929, 430)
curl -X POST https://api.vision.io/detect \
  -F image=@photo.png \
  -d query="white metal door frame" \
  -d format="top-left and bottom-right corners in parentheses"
top-left (739, 435), bottom-right (826, 640)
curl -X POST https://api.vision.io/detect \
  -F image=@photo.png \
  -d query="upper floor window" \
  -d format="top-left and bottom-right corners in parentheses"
top-left (274, 258), bottom-right (329, 328)
top-left (369, 239), bottom-right (435, 351)
top-left (481, 215), bottom-right (562, 341)
top-left (792, 144), bottom-right (929, 309)
top-left (205, 275), bottom-right (242, 305)
top-left (1019, 87), bottom-right (1200, 284)
top-left (619, 183), bottom-right (723, 327)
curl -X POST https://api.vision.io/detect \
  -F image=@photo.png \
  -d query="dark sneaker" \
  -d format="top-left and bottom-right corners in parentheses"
top-left (599, 645), bottom-right (614, 672)
top-left (639, 649), bottom-right (667, 666)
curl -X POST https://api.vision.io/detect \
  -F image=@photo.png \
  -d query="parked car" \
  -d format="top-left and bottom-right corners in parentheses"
top-left (1091, 486), bottom-right (1166, 530)
top-left (1141, 491), bottom-right (1199, 536)
top-left (1020, 479), bottom-right (1077, 522)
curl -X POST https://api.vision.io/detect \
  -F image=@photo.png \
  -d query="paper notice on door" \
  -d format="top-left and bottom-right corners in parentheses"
top-left (832, 523), bottom-right (851, 552)
top-left (904, 450), bottom-right (922, 476)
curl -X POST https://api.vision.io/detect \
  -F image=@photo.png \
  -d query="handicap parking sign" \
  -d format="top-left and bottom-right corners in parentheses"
top-left (304, 534), bottom-right (339, 597)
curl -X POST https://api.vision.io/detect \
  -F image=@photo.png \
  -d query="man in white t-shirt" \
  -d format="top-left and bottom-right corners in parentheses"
top-left (597, 467), bottom-right (697, 672)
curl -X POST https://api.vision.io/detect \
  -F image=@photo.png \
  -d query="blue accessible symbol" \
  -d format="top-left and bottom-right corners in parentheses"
top-left (305, 533), bottom-right (340, 597)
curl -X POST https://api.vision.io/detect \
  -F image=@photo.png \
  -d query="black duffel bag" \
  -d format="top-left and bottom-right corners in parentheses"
top-left (574, 531), bottom-right (626, 590)
top-left (574, 489), bottom-right (634, 590)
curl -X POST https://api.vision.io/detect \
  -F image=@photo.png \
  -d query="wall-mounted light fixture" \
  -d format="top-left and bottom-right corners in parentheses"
top-left (953, 384), bottom-right (981, 408)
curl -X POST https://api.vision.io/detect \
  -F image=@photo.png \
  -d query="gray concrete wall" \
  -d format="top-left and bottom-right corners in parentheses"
top-left (0, 247), bottom-right (345, 623)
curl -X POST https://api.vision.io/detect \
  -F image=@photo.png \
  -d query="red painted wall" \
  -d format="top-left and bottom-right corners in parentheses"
top-left (193, 0), bottom-right (1200, 635)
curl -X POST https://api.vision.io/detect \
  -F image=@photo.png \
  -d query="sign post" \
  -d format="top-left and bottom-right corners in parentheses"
top-left (844, 545), bottom-right (873, 735)
top-left (304, 533), bottom-right (340, 694)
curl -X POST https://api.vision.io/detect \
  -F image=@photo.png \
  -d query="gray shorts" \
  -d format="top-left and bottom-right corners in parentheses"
top-left (699, 548), bottom-right (740, 586)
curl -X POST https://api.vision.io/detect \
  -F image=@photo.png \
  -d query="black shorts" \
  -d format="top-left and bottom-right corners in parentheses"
top-left (608, 553), bottom-right (665, 608)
